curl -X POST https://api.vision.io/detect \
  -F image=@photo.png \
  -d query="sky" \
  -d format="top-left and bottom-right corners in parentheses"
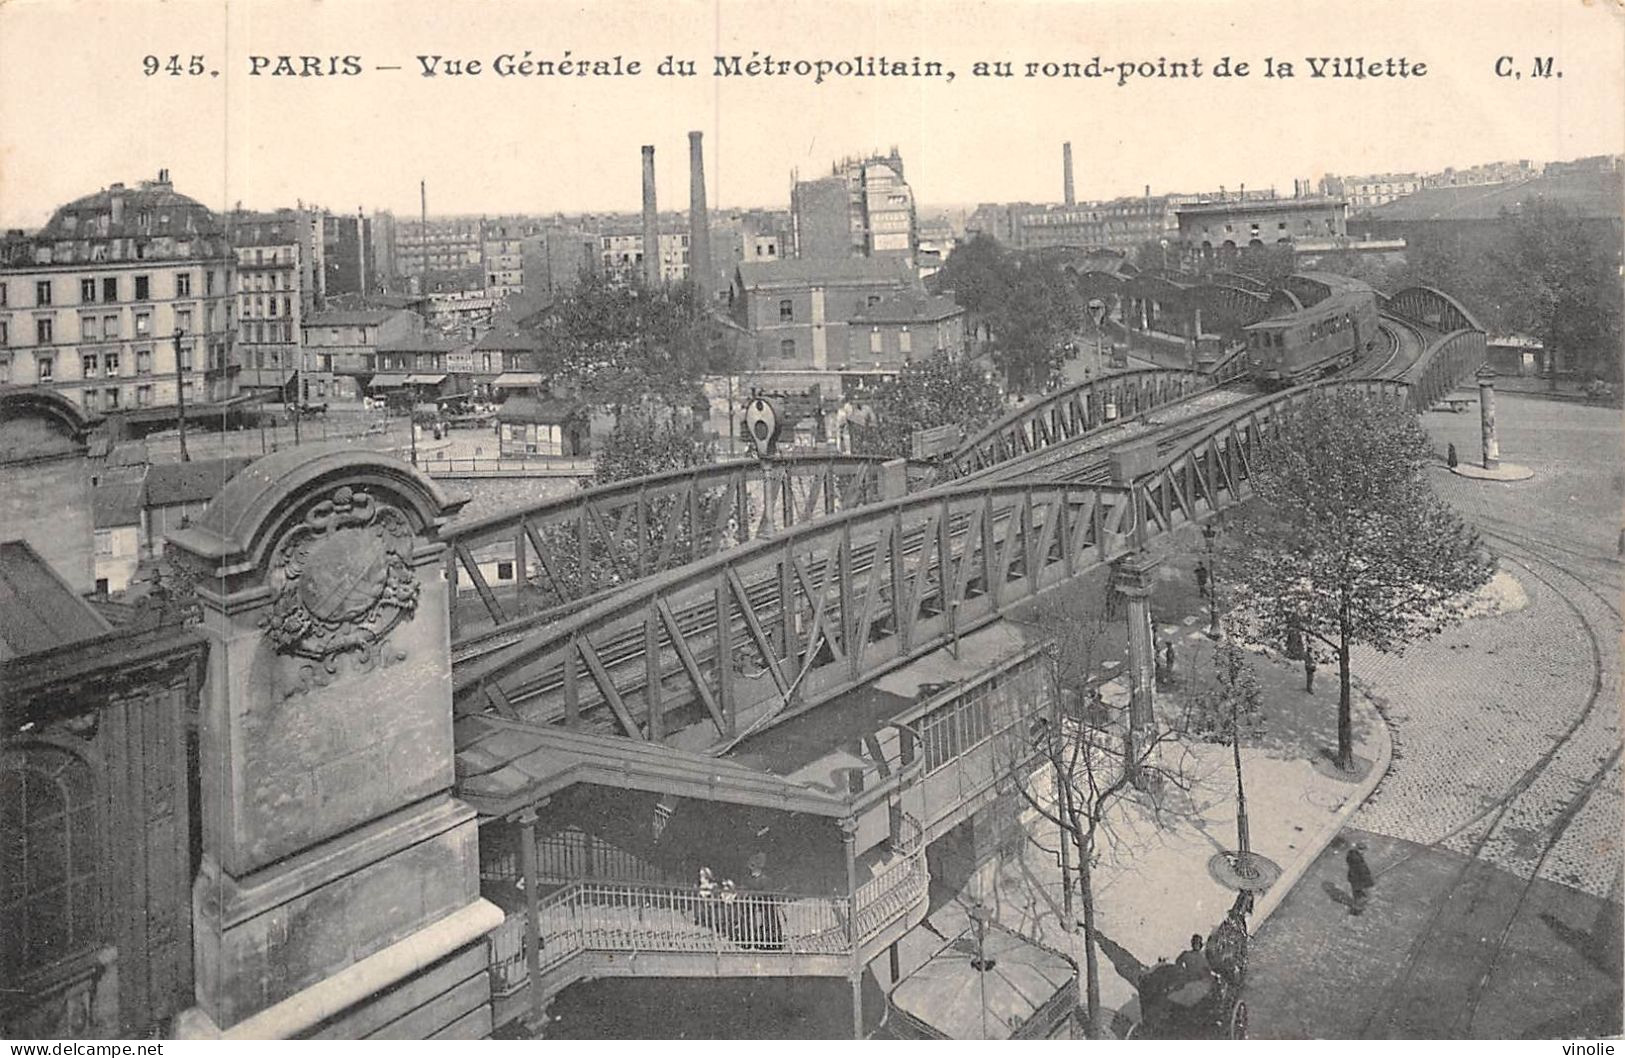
top-left (1, 0), bottom-right (1622, 228)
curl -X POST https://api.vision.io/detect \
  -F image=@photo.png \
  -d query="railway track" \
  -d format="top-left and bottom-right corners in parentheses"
top-left (1357, 531), bottom-right (1621, 1037)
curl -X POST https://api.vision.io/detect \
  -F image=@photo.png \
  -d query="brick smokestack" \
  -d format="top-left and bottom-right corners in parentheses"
top-left (688, 131), bottom-right (713, 306)
top-left (1063, 142), bottom-right (1075, 206)
top-left (641, 145), bottom-right (660, 287)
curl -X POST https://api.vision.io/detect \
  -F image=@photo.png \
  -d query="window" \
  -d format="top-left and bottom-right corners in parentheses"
top-left (36, 355), bottom-right (53, 382)
top-left (779, 338), bottom-right (796, 359)
top-left (899, 328), bottom-right (912, 355)
top-left (36, 319), bottom-right (53, 345)
top-left (35, 280), bottom-right (51, 306)
top-left (81, 279), bottom-right (97, 303)
top-left (134, 275), bottom-right (150, 301)
top-left (135, 312), bottom-right (153, 337)
top-left (778, 299), bottom-right (793, 322)
top-left (175, 308), bottom-right (193, 334)
top-left (497, 561), bottom-right (515, 581)
top-left (102, 278), bottom-right (117, 302)
top-left (103, 314), bottom-right (119, 338)
top-left (869, 328), bottom-right (882, 354)
top-left (0, 357), bottom-right (9, 383)
top-left (178, 341), bottom-right (193, 370)
top-left (175, 272), bottom-right (191, 297)
top-left (104, 353), bottom-right (118, 377)
top-left (136, 349), bottom-right (152, 375)
top-left (137, 384), bottom-right (152, 406)
top-left (103, 388), bottom-right (119, 409)
top-left (82, 354), bottom-right (98, 377)
top-left (0, 282), bottom-right (6, 306)
top-left (80, 316), bottom-right (98, 341)
top-left (867, 295), bottom-right (881, 307)
top-left (1, 746), bottom-right (102, 981)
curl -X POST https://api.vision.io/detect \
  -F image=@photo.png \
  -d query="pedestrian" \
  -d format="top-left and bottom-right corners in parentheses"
top-left (1175, 933), bottom-right (1212, 978)
top-left (1446, 442), bottom-right (1459, 468)
top-left (1303, 649), bottom-right (1317, 694)
top-left (1162, 640), bottom-right (1176, 683)
top-left (1195, 562), bottom-right (1210, 600)
top-left (1346, 845), bottom-right (1374, 914)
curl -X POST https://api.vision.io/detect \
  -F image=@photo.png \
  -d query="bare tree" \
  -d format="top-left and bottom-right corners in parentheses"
top-left (1008, 578), bottom-right (1192, 1038)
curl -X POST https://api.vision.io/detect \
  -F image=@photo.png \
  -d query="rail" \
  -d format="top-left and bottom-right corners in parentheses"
top-left (418, 456), bottom-right (594, 478)
top-left (443, 453), bottom-right (932, 646)
top-left (951, 368), bottom-right (1213, 477)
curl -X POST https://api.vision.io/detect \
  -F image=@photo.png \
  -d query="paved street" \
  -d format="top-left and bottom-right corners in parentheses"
top-left (1246, 393), bottom-right (1623, 1039)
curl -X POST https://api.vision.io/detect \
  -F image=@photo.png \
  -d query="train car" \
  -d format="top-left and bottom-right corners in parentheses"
top-left (1245, 274), bottom-right (1381, 387)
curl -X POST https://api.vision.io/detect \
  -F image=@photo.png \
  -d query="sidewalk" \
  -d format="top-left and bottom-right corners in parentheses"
top-left (874, 548), bottom-right (1394, 1037)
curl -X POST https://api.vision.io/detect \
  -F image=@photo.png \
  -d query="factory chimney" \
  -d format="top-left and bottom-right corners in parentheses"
top-left (1063, 142), bottom-right (1076, 206)
top-left (688, 131), bottom-right (713, 306)
top-left (641, 145), bottom-right (661, 287)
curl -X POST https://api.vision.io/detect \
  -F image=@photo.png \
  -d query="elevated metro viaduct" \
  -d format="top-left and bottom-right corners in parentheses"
top-left (160, 287), bottom-right (1483, 1038)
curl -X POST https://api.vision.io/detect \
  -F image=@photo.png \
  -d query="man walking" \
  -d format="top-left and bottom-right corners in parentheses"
top-left (1346, 844), bottom-right (1374, 915)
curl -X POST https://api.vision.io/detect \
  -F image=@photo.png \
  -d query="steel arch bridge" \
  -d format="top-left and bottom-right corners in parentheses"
top-left (449, 377), bottom-right (1416, 743)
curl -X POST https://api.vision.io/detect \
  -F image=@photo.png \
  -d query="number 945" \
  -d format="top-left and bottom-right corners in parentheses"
top-left (144, 55), bottom-right (209, 76)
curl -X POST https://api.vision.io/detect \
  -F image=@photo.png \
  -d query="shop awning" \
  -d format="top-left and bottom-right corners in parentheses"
top-left (370, 374), bottom-right (409, 388)
top-left (405, 373), bottom-right (448, 385)
top-left (492, 372), bottom-right (543, 388)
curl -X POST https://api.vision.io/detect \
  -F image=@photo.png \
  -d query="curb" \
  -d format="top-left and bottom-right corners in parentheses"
top-left (1249, 689), bottom-right (1394, 930)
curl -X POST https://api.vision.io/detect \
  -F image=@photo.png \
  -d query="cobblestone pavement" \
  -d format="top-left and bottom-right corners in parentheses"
top-left (1247, 393), bottom-right (1623, 1037)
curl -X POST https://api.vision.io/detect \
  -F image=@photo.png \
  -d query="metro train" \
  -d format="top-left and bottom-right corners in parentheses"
top-left (1244, 275), bottom-right (1381, 387)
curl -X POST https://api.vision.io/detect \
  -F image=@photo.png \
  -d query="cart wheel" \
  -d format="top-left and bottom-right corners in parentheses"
top-left (1229, 999), bottom-right (1249, 1040)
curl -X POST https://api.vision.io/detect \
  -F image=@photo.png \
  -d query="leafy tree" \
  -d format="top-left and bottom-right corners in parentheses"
top-left (933, 237), bottom-right (1084, 394)
top-left (1488, 202), bottom-right (1623, 383)
top-left (1232, 242), bottom-right (1298, 285)
top-left (1187, 641), bottom-right (1265, 861)
top-left (535, 273), bottom-right (733, 412)
top-left (848, 355), bottom-right (1004, 459)
top-left (592, 402), bottom-right (715, 485)
top-left (1220, 389), bottom-right (1493, 770)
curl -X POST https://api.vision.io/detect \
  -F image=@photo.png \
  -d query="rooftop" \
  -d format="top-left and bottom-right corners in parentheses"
top-left (496, 395), bottom-right (585, 425)
top-left (39, 171), bottom-right (224, 241)
top-left (850, 291), bottom-right (964, 325)
top-left (0, 540), bottom-right (111, 662)
top-left (1358, 170), bottom-right (1624, 222)
top-left (305, 308), bottom-right (408, 327)
top-left (143, 456), bottom-right (254, 508)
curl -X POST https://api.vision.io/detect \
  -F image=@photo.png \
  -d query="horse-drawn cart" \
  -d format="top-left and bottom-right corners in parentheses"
top-left (1126, 907), bottom-right (1250, 1039)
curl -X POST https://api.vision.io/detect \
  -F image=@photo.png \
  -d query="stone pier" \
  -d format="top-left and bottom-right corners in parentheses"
top-left (169, 445), bottom-right (501, 1040)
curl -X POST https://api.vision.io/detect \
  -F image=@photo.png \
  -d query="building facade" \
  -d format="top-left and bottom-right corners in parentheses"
top-left (321, 213), bottom-right (373, 299)
top-left (792, 151), bottom-right (918, 263)
top-left (1322, 172), bottom-right (1422, 210)
top-left (599, 229), bottom-right (691, 284)
top-left (967, 193), bottom-right (1189, 255)
top-left (729, 256), bottom-right (924, 376)
top-left (299, 307), bottom-right (420, 402)
top-left (394, 217), bottom-right (484, 291)
top-left (0, 172), bottom-right (238, 421)
top-left (1175, 193), bottom-right (1348, 259)
top-left (228, 210), bottom-right (311, 402)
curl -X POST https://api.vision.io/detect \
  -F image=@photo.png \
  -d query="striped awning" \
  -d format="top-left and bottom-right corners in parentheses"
top-left (492, 372), bottom-right (543, 388)
top-left (405, 373), bottom-right (448, 384)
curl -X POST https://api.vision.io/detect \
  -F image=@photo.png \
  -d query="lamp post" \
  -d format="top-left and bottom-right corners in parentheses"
top-left (172, 329), bottom-right (191, 463)
top-left (1203, 522), bottom-right (1220, 636)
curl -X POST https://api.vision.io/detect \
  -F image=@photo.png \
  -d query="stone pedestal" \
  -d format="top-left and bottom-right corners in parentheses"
top-left (1477, 365), bottom-right (1500, 471)
top-left (1114, 551), bottom-right (1161, 744)
top-left (169, 446), bottom-right (498, 1039)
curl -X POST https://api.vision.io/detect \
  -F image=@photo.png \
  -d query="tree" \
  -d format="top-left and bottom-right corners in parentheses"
top-left (1221, 389), bottom-right (1494, 770)
top-left (1186, 641), bottom-right (1265, 860)
top-left (1009, 581), bottom-right (1191, 1038)
top-left (1488, 202), bottom-right (1624, 383)
top-left (536, 272), bottom-right (733, 412)
top-left (847, 356), bottom-right (1004, 459)
top-left (932, 237), bottom-right (1084, 394)
top-left (592, 402), bottom-right (715, 485)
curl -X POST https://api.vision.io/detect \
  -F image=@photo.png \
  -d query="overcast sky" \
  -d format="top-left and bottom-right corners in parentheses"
top-left (1, 0), bottom-right (1621, 228)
